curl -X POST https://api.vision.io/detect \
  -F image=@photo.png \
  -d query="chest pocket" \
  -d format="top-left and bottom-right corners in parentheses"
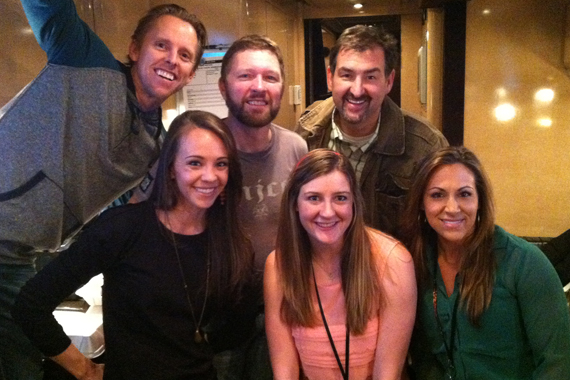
top-left (375, 172), bottom-right (409, 197)
top-left (371, 173), bottom-right (410, 236)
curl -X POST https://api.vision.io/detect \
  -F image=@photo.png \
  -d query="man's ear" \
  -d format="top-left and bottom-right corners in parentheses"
top-left (128, 40), bottom-right (139, 63)
top-left (385, 69), bottom-right (396, 92)
top-left (218, 77), bottom-right (228, 101)
top-left (326, 66), bottom-right (333, 92)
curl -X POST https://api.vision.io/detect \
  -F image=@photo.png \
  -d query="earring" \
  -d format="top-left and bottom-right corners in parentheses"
top-left (477, 213), bottom-right (480, 224)
top-left (418, 212), bottom-right (426, 224)
top-left (219, 190), bottom-right (226, 205)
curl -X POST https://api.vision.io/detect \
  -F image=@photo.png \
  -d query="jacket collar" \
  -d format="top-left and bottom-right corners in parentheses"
top-left (299, 97), bottom-right (336, 135)
top-left (371, 96), bottom-right (406, 156)
top-left (300, 96), bottom-right (406, 157)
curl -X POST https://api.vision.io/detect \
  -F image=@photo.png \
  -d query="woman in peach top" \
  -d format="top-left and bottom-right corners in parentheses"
top-left (264, 149), bottom-right (417, 380)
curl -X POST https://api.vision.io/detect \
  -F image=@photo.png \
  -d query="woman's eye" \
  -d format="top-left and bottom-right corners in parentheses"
top-left (188, 160), bottom-right (201, 167)
top-left (429, 192), bottom-right (443, 199)
top-left (460, 191), bottom-right (472, 197)
top-left (307, 195), bottom-right (319, 202)
top-left (217, 161), bottom-right (229, 168)
top-left (336, 195), bottom-right (348, 202)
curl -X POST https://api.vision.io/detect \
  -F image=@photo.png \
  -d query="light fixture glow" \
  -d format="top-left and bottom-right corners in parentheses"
top-left (534, 88), bottom-right (554, 102)
top-left (21, 27), bottom-right (34, 35)
top-left (163, 109), bottom-right (179, 130)
top-left (494, 103), bottom-right (516, 122)
top-left (537, 118), bottom-right (552, 127)
top-left (495, 87), bottom-right (507, 98)
top-left (354, 3), bottom-right (363, 9)
top-left (482, 9), bottom-right (491, 15)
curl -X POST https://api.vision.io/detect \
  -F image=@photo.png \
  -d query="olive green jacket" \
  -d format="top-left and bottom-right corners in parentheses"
top-left (296, 96), bottom-right (447, 238)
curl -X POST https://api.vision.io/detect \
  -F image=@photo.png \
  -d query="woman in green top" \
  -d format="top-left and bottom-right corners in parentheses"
top-left (401, 146), bottom-right (570, 380)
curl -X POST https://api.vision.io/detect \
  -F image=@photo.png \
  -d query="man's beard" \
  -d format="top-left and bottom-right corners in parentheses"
top-left (337, 94), bottom-right (371, 125)
top-left (226, 97), bottom-right (280, 128)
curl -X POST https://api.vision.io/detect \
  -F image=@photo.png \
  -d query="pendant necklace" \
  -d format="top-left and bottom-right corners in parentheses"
top-left (167, 215), bottom-right (210, 344)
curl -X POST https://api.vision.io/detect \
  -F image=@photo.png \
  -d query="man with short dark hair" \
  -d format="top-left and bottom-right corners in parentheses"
top-left (297, 25), bottom-right (447, 237)
top-left (216, 35), bottom-right (307, 380)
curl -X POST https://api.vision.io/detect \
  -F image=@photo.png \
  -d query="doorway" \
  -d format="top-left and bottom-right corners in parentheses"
top-left (303, 15), bottom-right (401, 107)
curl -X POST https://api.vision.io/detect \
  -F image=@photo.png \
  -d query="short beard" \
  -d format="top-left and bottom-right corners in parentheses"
top-left (226, 98), bottom-right (280, 128)
top-left (338, 106), bottom-right (370, 126)
top-left (337, 95), bottom-right (371, 126)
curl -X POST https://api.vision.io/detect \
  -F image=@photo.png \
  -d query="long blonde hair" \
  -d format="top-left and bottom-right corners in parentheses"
top-left (401, 146), bottom-right (496, 325)
top-left (276, 149), bottom-right (381, 334)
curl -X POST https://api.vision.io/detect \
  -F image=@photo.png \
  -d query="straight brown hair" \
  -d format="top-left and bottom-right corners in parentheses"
top-left (276, 149), bottom-right (381, 334)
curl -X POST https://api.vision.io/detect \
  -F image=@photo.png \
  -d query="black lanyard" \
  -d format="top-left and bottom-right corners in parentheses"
top-left (433, 258), bottom-right (460, 380)
top-left (312, 269), bottom-right (350, 380)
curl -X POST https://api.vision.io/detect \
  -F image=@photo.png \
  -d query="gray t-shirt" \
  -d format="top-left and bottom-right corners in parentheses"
top-left (237, 124), bottom-right (307, 271)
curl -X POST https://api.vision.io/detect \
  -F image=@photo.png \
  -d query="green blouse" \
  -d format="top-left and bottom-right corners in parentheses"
top-left (410, 226), bottom-right (570, 380)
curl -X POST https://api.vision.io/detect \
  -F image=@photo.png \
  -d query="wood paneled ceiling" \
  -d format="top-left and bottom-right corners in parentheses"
top-left (299, 0), bottom-right (424, 19)
top-left (303, 0), bottom-right (418, 7)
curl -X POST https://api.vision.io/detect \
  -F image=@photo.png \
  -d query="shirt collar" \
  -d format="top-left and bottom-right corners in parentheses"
top-left (330, 108), bottom-right (381, 152)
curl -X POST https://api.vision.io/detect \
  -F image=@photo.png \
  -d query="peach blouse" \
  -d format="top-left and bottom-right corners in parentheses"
top-left (291, 281), bottom-right (378, 380)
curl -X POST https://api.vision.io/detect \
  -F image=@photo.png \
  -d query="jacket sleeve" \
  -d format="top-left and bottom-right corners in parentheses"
top-left (20, 0), bottom-right (119, 69)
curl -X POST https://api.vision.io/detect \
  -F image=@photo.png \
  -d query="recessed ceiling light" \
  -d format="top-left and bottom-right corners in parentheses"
top-left (494, 103), bottom-right (516, 122)
top-left (534, 88), bottom-right (554, 102)
top-left (495, 87), bottom-right (507, 98)
top-left (354, 3), bottom-right (363, 9)
top-left (537, 118), bottom-right (552, 127)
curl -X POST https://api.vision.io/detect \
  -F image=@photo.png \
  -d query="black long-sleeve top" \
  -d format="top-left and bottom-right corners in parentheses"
top-left (13, 201), bottom-right (257, 379)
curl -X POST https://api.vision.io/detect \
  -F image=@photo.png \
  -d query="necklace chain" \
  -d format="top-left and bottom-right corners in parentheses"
top-left (167, 213), bottom-right (210, 344)
top-left (313, 258), bottom-right (339, 280)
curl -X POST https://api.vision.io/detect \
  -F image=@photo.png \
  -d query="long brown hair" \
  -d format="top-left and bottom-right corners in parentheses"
top-left (401, 146), bottom-right (496, 325)
top-left (276, 149), bottom-right (381, 334)
top-left (151, 110), bottom-right (253, 304)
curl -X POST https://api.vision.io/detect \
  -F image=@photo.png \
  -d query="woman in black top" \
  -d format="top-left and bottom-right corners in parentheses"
top-left (13, 110), bottom-right (256, 380)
